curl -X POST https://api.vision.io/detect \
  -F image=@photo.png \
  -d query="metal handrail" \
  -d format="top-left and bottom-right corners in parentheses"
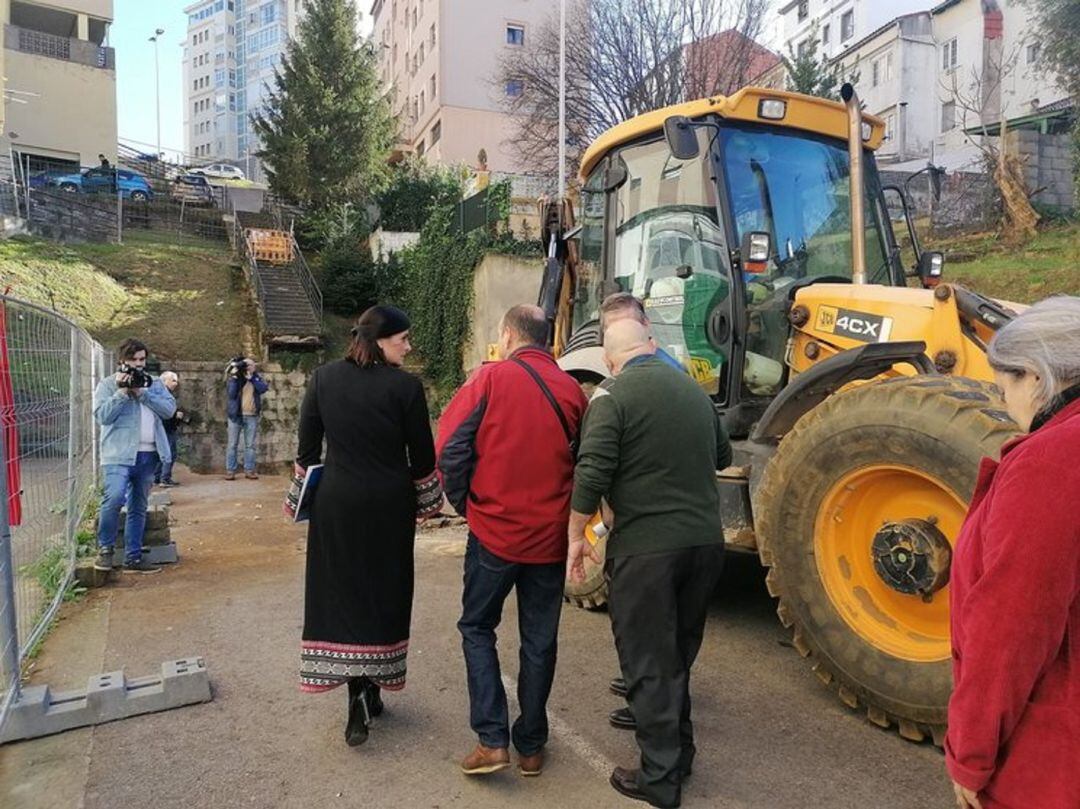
top-left (291, 241), bottom-right (323, 324)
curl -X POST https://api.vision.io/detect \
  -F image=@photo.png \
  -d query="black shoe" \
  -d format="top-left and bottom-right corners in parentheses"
top-left (162, 479), bottom-right (179, 487)
top-left (93, 550), bottom-right (115, 571)
top-left (609, 767), bottom-right (679, 808)
top-left (345, 679), bottom-right (371, 746)
top-left (122, 559), bottom-right (161, 574)
top-left (609, 706), bottom-right (636, 730)
top-left (610, 676), bottom-right (628, 698)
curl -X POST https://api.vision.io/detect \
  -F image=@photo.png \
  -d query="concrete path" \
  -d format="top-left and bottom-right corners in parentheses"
top-left (0, 471), bottom-right (952, 809)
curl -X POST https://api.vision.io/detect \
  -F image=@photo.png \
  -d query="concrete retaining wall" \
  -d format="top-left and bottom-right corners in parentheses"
top-left (461, 252), bottom-right (545, 373)
top-left (1005, 130), bottom-right (1076, 213)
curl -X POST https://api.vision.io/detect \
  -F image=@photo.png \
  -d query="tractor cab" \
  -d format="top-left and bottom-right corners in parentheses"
top-left (550, 88), bottom-right (924, 437)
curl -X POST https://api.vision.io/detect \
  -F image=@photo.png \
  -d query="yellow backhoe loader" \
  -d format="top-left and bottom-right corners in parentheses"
top-left (538, 84), bottom-right (1020, 743)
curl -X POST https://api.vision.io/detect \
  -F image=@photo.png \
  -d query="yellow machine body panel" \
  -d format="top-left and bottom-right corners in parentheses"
top-left (579, 86), bottom-right (886, 181)
top-left (788, 284), bottom-right (996, 382)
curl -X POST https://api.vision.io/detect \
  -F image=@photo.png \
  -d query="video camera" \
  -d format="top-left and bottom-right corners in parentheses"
top-left (226, 356), bottom-right (249, 378)
top-left (117, 362), bottom-right (151, 389)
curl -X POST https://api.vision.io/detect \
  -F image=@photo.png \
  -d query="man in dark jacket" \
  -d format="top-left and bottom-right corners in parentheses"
top-left (225, 357), bottom-right (269, 480)
top-left (569, 318), bottom-right (731, 809)
top-left (437, 304), bottom-right (587, 778)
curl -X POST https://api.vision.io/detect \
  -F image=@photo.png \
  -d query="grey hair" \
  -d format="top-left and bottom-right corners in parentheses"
top-left (987, 295), bottom-right (1080, 412)
top-left (160, 371), bottom-right (179, 385)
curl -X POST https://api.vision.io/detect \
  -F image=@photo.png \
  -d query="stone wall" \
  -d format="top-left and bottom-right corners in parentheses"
top-left (1005, 130), bottom-right (1076, 213)
top-left (880, 168), bottom-right (999, 236)
top-left (165, 360), bottom-right (309, 475)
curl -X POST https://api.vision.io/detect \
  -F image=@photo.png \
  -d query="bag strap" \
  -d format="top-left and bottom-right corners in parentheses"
top-left (510, 357), bottom-right (575, 448)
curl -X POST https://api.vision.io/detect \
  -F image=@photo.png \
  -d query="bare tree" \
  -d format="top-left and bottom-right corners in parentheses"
top-left (945, 43), bottom-right (1041, 244)
top-left (495, 0), bottom-right (770, 180)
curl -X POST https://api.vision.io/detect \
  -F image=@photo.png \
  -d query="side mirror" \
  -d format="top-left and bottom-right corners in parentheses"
top-left (917, 251), bottom-right (945, 288)
top-left (663, 116), bottom-right (700, 161)
top-left (740, 231), bottom-right (772, 274)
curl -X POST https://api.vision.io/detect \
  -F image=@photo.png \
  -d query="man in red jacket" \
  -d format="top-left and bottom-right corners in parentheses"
top-left (437, 304), bottom-right (587, 778)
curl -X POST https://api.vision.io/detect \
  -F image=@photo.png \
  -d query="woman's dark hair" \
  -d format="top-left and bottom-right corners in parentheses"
top-left (346, 305), bottom-right (411, 367)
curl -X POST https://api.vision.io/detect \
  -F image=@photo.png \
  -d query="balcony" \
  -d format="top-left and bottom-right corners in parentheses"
top-left (5, 24), bottom-right (115, 69)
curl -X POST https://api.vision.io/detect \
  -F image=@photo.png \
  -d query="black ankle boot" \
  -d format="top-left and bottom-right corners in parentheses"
top-left (345, 679), bottom-right (371, 747)
top-left (363, 679), bottom-right (384, 718)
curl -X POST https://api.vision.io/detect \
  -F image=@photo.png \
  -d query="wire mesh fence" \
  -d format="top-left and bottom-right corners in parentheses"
top-left (0, 296), bottom-right (107, 734)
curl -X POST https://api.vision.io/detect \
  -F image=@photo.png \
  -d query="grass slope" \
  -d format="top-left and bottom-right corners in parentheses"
top-left (0, 235), bottom-right (258, 360)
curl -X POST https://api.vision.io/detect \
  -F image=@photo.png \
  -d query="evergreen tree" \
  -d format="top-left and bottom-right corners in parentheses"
top-left (252, 0), bottom-right (393, 209)
top-left (782, 30), bottom-right (857, 101)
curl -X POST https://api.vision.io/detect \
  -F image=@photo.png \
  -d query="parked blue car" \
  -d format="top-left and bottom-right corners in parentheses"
top-left (47, 167), bottom-right (154, 201)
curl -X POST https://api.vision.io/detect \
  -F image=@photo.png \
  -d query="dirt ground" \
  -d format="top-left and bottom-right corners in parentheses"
top-left (0, 470), bottom-right (951, 809)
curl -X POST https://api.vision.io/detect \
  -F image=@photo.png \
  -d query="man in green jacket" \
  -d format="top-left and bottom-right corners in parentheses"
top-left (568, 319), bottom-right (731, 809)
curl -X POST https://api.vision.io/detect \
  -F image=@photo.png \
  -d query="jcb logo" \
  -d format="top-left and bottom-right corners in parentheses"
top-left (814, 306), bottom-right (893, 344)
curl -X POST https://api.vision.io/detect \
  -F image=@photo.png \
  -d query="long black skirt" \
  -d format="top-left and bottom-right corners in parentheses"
top-left (299, 470), bottom-right (416, 693)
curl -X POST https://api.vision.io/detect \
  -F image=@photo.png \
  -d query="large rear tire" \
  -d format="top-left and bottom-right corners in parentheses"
top-left (753, 376), bottom-right (1017, 743)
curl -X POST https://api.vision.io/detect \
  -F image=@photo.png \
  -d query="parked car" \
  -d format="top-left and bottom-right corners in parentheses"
top-left (28, 168), bottom-right (79, 189)
top-left (47, 167), bottom-right (154, 201)
top-left (189, 163), bottom-right (246, 182)
top-left (170, 173), bottom-right (216, 206)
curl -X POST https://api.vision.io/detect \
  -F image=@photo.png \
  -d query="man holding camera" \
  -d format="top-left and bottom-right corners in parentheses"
top-left (92, 338), bottom-right (176, 573)
top-left (225, 356), bottom-right (269, 480)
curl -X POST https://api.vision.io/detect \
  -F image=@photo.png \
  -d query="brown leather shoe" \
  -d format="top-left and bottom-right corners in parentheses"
top-left (460, 744), bottom-right (510, 775)
top-left (224, 471), bottom-right (236, 481)
top-left (519, 749), bottom-right (544, 777)
top-left (245, 472), bottom-right (259, 480)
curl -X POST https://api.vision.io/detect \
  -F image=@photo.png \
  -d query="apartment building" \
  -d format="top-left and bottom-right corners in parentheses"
top-left (2, 0), bottom-right (117, 172)
top-left (372, 0), bottom-right (551, 172)
top-left (183, 0), bottom-right (307, 178)
top-left (182, 0), bottom-right (237, 162)
top-left (778, 0), bottom-right (929, 60)
top-left (832, 13), bottom-right (938, 165)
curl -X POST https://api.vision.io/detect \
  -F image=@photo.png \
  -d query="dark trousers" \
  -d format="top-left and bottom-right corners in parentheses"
top-left (458, 533), bottom-right (564, 755)
top-left (607, 544), bottom-right (725, 809)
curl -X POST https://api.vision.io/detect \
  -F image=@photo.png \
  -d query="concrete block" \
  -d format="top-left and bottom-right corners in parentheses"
top-left (0, 657), bottom-right (211, 743)
top-left (149, 491), bottom-right (173, 507)
top-left (141, 527), bottom-right (173, 547)
top-left (74, 559), bottom-right (113, 589)
top-left (116, 506), bottom-right (169, 533)
top-left (142, 542), bottom-right (179, 565)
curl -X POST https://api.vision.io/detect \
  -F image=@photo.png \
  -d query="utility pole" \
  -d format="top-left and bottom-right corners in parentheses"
top-left (149, 28), bottom-right (165, 160)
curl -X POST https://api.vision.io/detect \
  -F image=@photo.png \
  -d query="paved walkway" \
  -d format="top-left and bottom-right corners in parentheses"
top-left (0, 470), bottom-right (951, 808)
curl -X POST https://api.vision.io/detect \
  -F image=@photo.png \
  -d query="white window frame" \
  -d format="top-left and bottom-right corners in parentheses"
top-left (506, 23), bottom-right (525, 47)
top-left (840, 10), bottom-right (854, 42)
top-left (942, 38), bottom-right (958, 71)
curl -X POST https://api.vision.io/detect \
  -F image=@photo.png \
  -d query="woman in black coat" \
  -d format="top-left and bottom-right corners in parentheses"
top-left (290, 305), bottom-right (442, 747)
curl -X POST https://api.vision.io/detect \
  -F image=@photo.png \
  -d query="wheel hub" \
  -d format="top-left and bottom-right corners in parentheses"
top-left (870, 519), bottom-right (952, 599)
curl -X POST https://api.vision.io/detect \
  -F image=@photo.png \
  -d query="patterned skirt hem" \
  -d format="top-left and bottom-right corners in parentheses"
top-left (299, 638), bottom-right (408, 693)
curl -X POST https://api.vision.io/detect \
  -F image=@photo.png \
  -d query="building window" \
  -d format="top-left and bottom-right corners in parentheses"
top-left (419, 90), bottom-right (425, 113)
top-left (886, 52), bottom-right (893, 82)
top-left (797, 1), bottom-right (809, 21)
top-left (941, 100), bottom-right (956, 132)
top-left (419, 43), bottom-right (424, 63)
top-left (430, 120), bottom-right (441, 144)
top-left (261, 2), bottom-right (276, 24)
top-left (822, 24), bottom-right (830, 45)
top-left (506, 79), bottom-right (523, 98)
top-left (506, 24), bottom-right (525, 46)
top-left (797, 38), bottom-right (810, 58)
top-left (885, 113), bottom-right (895, 142)
top-left (417, 140), bottom-right (426, 157)
top-left (942, 38), bottom-right (957, 70)
top-left (840, 10), bottom-right (854, 41)
top-left (430, 73), bottom-right (436, 99)
top-left (1026, 42), bottom-right (1040, 64)
top-left (430, 23), bottom-right (436, 47)
top-left (872, 59), bottom-right (880, 87)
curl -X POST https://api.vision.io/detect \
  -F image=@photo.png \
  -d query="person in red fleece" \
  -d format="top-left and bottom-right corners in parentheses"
top-left (437, 304), bottom-right (587, 778)
top-left (947, 296), bottom-right (1080, 809)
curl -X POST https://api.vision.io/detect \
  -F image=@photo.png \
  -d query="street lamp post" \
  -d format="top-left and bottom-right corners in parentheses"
top-left (149, 28), bottom-right (165, 160)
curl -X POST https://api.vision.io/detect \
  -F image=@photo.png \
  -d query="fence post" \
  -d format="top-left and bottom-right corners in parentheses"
top-left (90, 345), bottom-right (98, 485)
top-left (0, 400), bottom-right (21, 725)
top-left (65, 326), bottom-right (80, 545)
top-left (117, 187), bottom-right (123, 244)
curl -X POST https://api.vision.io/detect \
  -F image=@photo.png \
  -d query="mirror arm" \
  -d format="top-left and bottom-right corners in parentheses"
top-left (882, 183), bottom-right (922, 266)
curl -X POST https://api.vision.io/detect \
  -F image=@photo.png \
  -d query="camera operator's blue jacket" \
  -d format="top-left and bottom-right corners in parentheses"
top-left (226, 373), bottom-right (270, 422)
top-left (93, 377), bottom-right (177, 466)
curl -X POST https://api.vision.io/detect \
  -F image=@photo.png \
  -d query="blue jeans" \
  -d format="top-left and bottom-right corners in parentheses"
top-left (98, 451), bottom-right (158, 564)
top-left (226, 415), bottom-right (259, 473)
top-left (155, 431), bottom-right (178, 483)
top-left (458, 533), bottom-right (564, 754)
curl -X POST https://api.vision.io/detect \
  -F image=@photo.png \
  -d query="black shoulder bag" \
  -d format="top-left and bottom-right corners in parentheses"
top-left (511, 358), bottom-right (579, 461)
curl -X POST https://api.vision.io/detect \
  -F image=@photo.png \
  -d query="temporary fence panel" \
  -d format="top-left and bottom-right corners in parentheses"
top-left (0, 296), bottom-right (106, 735)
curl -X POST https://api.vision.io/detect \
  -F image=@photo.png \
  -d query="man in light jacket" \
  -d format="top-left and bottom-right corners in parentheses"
top-left (93, 338), bottom-right (176, 573)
